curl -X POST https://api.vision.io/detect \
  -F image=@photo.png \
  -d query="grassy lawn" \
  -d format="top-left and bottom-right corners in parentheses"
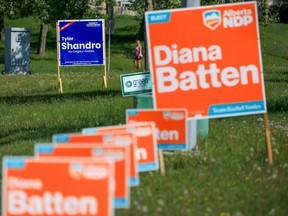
top-left (0, 14), bottom-right (288, 216)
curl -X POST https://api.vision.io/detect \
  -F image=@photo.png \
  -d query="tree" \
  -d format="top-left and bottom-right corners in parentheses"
top-left (34, 0), bottom-right (116, 55)
top-left (130, 0), bottom-right (181, 16)
top-left (33, 0), bottom-right (90, 55)
top-left (0, 10), bottom-right (4, 40)
top-left (0, 0), bottom-right (5, 40)
top-left (0, 0), bottom-right (35, 40)
top-left (0, 0), bottom-right (115, 51)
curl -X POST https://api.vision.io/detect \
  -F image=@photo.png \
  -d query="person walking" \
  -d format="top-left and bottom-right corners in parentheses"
top-left (134, 40), bottom-right (143, 70)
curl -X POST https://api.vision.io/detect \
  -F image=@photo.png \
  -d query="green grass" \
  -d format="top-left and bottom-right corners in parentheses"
top-left (0, 15), bottom-right (288, 216)
top-left (261, 23), bottom-right (288, 82)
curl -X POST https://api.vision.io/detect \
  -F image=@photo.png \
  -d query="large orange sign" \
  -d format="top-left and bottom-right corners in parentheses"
top-left (145, 2), bottom-right (266, 119)
top-left (2, 157), bottom-right (114, 216)
top-left (126, 109), bottom-right (188, 150)
top-left (35, 143), bottom-right (130, 208)
top-left (52, 131), bottom-right (138, 187)
top-left (82, 122), bottom-right (159, 173)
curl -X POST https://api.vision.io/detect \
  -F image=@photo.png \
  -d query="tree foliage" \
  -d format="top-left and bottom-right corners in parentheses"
top-left (129, 0), bottom-right (181, 16)
top-left (129, 0), bottom-right (279, 24)
top-left (0, 0), bottom-right (33, 19)
top-left (0, 0), bottom-right (115, 45)
top-left (33, 0), bottom-right (108, 26)
top-left (1, 0), bottom-right (115, 25)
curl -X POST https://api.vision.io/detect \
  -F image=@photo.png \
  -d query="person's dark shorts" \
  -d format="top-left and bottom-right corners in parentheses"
top-left (135, 56), bottom-right (142, 60)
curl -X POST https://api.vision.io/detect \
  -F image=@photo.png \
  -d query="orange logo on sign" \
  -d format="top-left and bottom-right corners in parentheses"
top-left (203, 10), bottom-right (221, 30)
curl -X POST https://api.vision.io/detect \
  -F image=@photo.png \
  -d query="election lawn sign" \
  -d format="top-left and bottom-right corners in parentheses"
top-left (52, 131), bottom-right (138, 187)
top-left (35, 143), bottom-right (130, 208)
top-left (57, 20), bottom-right (105, 66)
top-left (120, 72), bottom-right (152, 96)
top-left (2, 157), bottom-right (114, 216)
top-left (126, 109), bottom-right (188, 150)
top-left (56, 19), bottom-right (107, 92)
top-left (145, 2), bottom-right (266, 119)
top-left (82, 122), bottom-right (159, 173)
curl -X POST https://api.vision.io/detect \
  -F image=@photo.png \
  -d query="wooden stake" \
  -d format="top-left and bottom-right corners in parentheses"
top-left (103, 74), bottom-right (107, 88)
top-left (57, 63), bottom-right (63, 94)
top-left (158, 150), bottom-right (165, 176)
top-left (103, 21), bottom-right (107, 89)
top-left (264, 112), bottom-right (273, 164)
top-left (58, 78), bottom-right (63, 94)
top-left (56, 22), bottom-right (63, 94)
top-left (57, 61), bottom-right (63, 93)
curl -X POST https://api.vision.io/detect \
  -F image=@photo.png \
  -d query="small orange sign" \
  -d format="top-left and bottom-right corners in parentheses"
top-left (2, 157), bottom-right (114, 216)
top-left (126, 109), bottom-right (188, 150)
top-left (82, 122), bottom-right (159, 172)
top-left (52, 131), bottom-right (138, 186)
top-left (145, 2), bottom-right (266, 119)
top-left (35, 143), bottom-right (130, 208)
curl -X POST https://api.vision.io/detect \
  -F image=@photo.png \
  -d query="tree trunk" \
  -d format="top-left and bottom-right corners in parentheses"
top-left (37, 23), bottom-right (48, 55)
top-left (144, 0), bottom-right (153, 71)
top-left (80, 0), bottom-right (87, 19)
top-left (264, 0), bottom-right (269, 25)
top-left (147, 0), bottom-right (153, 11)
top-left (0, 11), bottom-right (4, 41)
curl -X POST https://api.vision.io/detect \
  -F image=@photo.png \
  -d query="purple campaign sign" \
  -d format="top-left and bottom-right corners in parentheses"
top-left (58, 20), bottom-right (105, 66)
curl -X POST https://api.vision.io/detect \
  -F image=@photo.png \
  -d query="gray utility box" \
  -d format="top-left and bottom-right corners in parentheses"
top-left (5, 28), bottom-right (31, 74)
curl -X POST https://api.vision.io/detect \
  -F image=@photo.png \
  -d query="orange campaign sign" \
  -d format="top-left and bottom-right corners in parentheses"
top-left (52, 131), bottom-right (138, 187)
top-left (145, 2), bottom-right (266, 119)
top-left (2, 156), bottom-right (114, 216)
top-left (34, 143), bottom-right (130, 208)
top-left (82, 122), bottom-right (159, 173)
top-left (126, 109), bottom-right (188, 150)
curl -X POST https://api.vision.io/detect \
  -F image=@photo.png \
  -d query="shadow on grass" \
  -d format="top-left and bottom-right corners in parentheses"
top-left (268, 53), bottom-right (288, 61)
top-left (0, 125), bottom-right (80, 147)
top-left (0, 127), bottom-right (55, 146)
top-left (0, 89), bottom-right (122, 105)
top-left (267, 97), bottom-right (288, 113)
top-left (0, 111), bottom-right (124, 147)
top-left (265, 77), bottom-right (288, 82)
top-left (1, 88), bottom-right (287, 113)
top-left (30, 54), bottom-right (57, 62)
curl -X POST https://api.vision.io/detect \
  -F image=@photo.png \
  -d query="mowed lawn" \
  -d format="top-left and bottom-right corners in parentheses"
top-left (0, 14), bottom-right (288, 216)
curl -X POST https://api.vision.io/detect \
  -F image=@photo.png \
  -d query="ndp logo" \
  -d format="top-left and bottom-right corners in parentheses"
top-left (203, 10), bottom-right (221, 30)
top-left (203, 8), bottom-right (253, 30)
top-left (69, 163), bottom-right (108, 180)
